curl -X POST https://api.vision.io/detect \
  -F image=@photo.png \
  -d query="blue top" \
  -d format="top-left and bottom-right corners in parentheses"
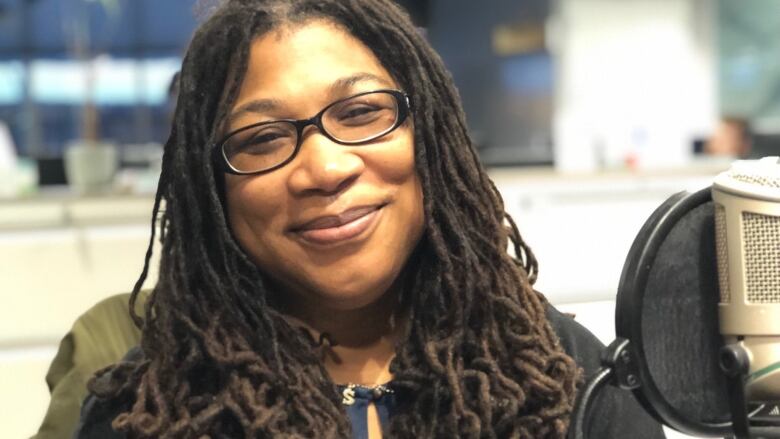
top-left (336, 383), bottom-right (397, 439)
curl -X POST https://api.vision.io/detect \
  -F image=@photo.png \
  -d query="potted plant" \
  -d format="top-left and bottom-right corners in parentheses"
top-left (63, 0), bottom-right (120, 194)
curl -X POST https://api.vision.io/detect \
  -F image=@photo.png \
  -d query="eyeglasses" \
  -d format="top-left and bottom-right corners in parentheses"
top-left (216, 89), bottom-right (411, 175)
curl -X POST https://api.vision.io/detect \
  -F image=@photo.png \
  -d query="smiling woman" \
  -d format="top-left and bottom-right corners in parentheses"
top-left (74, 1), bottom-right (664, 438)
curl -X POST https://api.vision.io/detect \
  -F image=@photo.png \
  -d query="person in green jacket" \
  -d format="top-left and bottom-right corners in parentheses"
top-left (33, 292), bottom-right (146, 439)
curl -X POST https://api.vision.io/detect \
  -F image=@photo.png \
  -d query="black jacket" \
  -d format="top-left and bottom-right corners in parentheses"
top-left (75, 305), bottom-right (665, 438)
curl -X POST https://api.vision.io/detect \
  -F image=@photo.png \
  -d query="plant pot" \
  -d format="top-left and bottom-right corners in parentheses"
top-left (64, 140), bottom-right (118, 194)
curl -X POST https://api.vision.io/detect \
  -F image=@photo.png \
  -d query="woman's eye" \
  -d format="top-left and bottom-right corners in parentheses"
top-left (344, 105), bottom-right (376, 118)
top-left (238, 130), bottom-right (292, 154)
top-left (253, 131), bottom-right (286, 143)
top-left (336, 105), bottom-right (385, 125)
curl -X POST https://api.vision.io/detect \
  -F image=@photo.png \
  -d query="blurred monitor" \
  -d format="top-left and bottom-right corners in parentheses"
top-left (750, 134), bottom-right (780, 159)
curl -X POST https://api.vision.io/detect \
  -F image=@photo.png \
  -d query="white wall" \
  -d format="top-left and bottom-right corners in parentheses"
top-left (491, 166), bottom-right (720, 304)
top-left (551, 0), bottom-right (718, 172)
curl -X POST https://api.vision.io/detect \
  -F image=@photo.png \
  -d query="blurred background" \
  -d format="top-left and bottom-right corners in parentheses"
top-left (1, 0), bottom-right (778, 437)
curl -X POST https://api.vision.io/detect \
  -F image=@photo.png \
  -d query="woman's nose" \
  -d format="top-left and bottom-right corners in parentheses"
top-left (287, 133), bottom-right (366, 196)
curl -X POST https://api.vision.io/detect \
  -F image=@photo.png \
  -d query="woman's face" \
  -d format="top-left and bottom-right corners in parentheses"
top-left (223, 20), bottom-right (424, 311)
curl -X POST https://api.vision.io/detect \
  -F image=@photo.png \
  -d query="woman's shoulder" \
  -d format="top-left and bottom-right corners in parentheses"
top-left (545, 304), bottom-right (666, 439)
top-left (73, 347), bottom-right (143, 439)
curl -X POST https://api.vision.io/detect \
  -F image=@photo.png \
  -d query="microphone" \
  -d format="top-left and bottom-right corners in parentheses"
top-left (567, 157), bottom-right (780, 439)
top-left (713, 156), bottom-right (780, 404)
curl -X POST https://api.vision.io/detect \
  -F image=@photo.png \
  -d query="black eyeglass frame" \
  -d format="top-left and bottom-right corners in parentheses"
top-left (214, 89), bottom-right (411, 175)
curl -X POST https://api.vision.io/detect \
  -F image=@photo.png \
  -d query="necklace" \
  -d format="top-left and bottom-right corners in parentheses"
top-left (340, 383), bottom-right (395, 406)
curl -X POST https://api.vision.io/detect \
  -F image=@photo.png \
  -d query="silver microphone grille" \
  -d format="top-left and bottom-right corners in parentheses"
top-left (742, 211), bottom-right (780, 304)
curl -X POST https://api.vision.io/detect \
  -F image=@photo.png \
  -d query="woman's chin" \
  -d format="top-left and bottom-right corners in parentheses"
top-left (309, 286), bottom-right (393, 312)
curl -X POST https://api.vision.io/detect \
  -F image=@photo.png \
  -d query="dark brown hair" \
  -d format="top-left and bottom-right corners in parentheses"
top-left (91, 0), bottom-right (580, 437)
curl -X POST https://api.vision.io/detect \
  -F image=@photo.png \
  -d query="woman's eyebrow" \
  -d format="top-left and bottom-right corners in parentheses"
top-left (226, 73), bottom-right (393, 125)
top-left (227, 98), bottom-right (282, 125)
top-left (329, 72), bottom-right (394, 94)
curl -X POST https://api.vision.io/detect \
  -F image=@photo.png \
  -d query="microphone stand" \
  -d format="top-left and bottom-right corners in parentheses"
top-left (568, 341), bottom-right (780, 439)
top-left (568, 338), bottom-right (641, 439)
top-left (719, 344), bottom-right (780, 439)
top-left (720, 344), bottom-right (751, 439)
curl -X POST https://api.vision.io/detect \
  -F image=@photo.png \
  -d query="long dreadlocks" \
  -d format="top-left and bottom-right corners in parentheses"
top-left (89, 0), bottom-right (580, 437)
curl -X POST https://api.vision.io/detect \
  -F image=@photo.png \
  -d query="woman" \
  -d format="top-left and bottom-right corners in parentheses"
top-left (77, 0), bottom-right (664, 437)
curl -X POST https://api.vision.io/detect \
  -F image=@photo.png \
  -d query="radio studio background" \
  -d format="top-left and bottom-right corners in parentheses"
top-left (1, 0), bottom-right (779, 437)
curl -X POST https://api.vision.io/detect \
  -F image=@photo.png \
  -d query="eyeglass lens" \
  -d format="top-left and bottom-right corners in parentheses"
top-left (223, 91), bottom-right (401, 173)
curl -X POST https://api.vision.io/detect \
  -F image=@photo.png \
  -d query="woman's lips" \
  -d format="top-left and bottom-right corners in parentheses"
top-left (294, 205), bottom-right (383, 245)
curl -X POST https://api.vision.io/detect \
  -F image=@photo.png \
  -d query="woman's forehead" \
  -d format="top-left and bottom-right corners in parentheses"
top-left (233, 20), bottom-right (398, 110)
top-left (252, 21), bottom-right (391, 79)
